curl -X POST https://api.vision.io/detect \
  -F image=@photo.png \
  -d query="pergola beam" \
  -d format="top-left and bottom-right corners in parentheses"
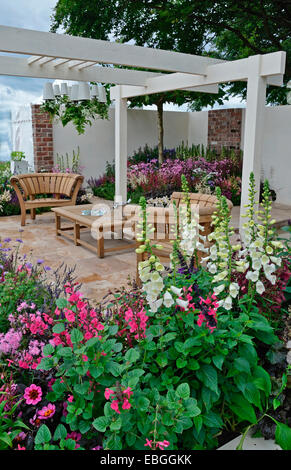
top-left (112, 52), bottom-right (286, 99)
top-left (0, 55), bottom-right (164, 86)
top-left (0, 25), bottom-right (224, 75)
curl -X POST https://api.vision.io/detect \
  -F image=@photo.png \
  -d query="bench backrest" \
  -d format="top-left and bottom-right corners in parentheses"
top-left (12, 173), bottom-right (82, 198)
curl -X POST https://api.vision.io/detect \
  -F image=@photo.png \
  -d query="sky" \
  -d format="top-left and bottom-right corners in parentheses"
top-left (0, 0), bottom-right (245, 160)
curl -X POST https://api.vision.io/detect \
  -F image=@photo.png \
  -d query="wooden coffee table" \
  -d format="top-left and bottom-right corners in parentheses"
top-left (51, 204), bottom-right (137, 258)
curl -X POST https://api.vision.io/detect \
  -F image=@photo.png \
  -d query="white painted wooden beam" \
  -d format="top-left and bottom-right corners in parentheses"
top-left (114, 86), bottom-right (128, 203)
top-left (110, 83), bottom-right (219, 100)
top-left (0, 55), bottom-right (164, 86)
top-left (114, 53), bottom-right (286, 98)
top-left (27, 55), bottom-right (42, 64)
top-left (239, 55), bottom-right (267, 236)
top-left (0, 25), bottom-right (224, 75)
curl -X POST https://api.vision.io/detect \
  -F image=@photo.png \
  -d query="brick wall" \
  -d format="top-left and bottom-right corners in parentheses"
top-left (207, 108), bottom-right (242, 155)
top-left (31, 104), bottom-right (54, 171)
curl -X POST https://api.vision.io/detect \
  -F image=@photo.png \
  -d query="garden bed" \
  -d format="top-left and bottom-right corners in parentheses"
top-left (0, 174), bottom-right (290, 451)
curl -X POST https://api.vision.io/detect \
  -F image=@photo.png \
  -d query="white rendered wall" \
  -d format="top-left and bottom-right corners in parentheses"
top-left (260, 105), bottom-right (291, 205)
top-left (53, 107), bottom-right (189, 183)
top-left (187, 110), bottom-right (208, 148)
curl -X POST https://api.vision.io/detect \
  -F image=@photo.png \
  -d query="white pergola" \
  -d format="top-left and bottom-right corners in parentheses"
top-left (0, 25), bottom-right (286, 233)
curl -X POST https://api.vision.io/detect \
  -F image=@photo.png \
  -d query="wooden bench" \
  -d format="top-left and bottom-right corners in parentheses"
top-left (10, 173), bottom-right (84, 226)
top-left (135, 192), bottom-right (233, 285)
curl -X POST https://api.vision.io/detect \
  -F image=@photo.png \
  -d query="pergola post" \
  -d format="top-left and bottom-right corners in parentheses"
top-left (114, 86), bottom-right (128, 204)
top-left (239, 55), bottom-right (267, 235)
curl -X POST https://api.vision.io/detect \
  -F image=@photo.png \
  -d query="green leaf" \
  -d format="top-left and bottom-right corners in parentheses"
top-left (56, 297), bottom-right (68, 309)
top-left (70, 328), bottom-right (84, 344)
top-left (176, 382), bottom-right (190, 399)
top-left (107, 361), bottom-right (122, 377)
top-left (43, 343), bottom-right (55, 356)
top-left (197, 365), bottom-right (218, 394)
top-left (0, 433), bottom-right (12, 448)
top-left (53, 424), bottom-right (67, 441)
top-left (125, 348), bottom-right (140, 363)
top-left (212, 355), bottom-right (224, 370)
top-left (52, 322), bottom-right (65, 334)
top-left (137, 396), bottom-right (150, 411)
top-left (242, 382), bottom-right (261, 409)
top-left (110, 417), bottom-right (122, 431)
top-left (203, 410), bottom-right (223, 429)
top-left (234, 357), bottom-right (251, 375)
top-left (35, 425), bottom-right (52, 445)
top-left (160, 332), bottom-right (177, 343)
top-left (229, 394), bottom-right (257, 424)
top-left (156, 353), bottom-right (168, 368)
top-left (176, 357), bottom-right (187, 368)
top-left (275, 422), bottom-right (291, 450)
top-left (93, 416), bottom-right (109, 432)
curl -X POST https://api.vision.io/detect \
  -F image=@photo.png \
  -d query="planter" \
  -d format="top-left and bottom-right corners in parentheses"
top-left (10, 160), bottom-right (29, 175)
top-left (217, 430), bottom-right (281, 450)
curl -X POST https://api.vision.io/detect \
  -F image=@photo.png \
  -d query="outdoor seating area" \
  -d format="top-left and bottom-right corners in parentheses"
top-left (0, 4), bottom-right (291, 455)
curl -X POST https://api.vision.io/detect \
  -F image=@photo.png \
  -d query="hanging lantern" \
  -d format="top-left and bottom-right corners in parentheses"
top-left (78, 82), bottom-right (90, 101)
top-left (90, 84), bottom-right (99, 98)
top-left (43, 82), bottom-right (55, 100)
top-left (70, 84), bottom-right (79, 101)
top-left (53, 84), bottom-right (61, 96)
top-left (98, 84), bottom-right (107, 103)
top-left (60, 82), bottom-right (68, 95)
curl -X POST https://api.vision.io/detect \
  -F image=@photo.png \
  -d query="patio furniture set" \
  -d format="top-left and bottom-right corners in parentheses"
top-left (10, 172), bottom-right (233, 284)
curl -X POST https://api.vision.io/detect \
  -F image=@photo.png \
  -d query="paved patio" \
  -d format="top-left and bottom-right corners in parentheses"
top-left (0, 199), bottom-right (290, 304)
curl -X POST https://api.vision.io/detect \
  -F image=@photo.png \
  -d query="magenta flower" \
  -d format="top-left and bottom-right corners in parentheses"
top-left (38, 403), bottom-right (56, 420)
top-left (23, 384), bottom-right (42, 405)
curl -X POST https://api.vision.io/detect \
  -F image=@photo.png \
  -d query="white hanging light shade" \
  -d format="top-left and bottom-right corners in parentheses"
top-left (90, 84), bottom-right (99, 98)
top-left (78, 82), bottom-right (90, 101)
top-left (53, 84), bottom-right (61, 96)
top-left (70, 84), bottom-right (79, 101)
top-left (60, 82), bottom-right (68, 95)
top-left (43, 82), bottom-right (55, 100)
top-left (98, 84), bottom-right (107, 103)
top-left (67, 86), bottom-right (72, 100)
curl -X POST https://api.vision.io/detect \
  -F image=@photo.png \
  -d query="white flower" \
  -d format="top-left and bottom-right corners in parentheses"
top-left (261, 254), bottom-right (269, 265)
top-left (270, 256), bottom-right (282, 267)
top-left (176, 298), bottom-right (189, 310)
top-left (207, 263), bottom-right (217, 274)
top-left (214, 284), bottom-right (226, 296)
top-left (229, 282), bottom-right (240, 299)
top-left (223, 296), bottom-right (233, 310)
top-left (163, 291), bottom-right (174, 308)
top-left (264, 263), bottom-right (276, 277)
top-left (170, 286), bottom-right (183, 296)
top-left (266, 274), bottom-right (276, 285)
top-left (149, 298), bottom-right (163, 312)
top-left (256, 280), bottom-right (265, 295)
top-left (246, 270), bottom-right (260, 282)
top-left (252, 258), bottom-right (262, 271)
top-left (213, 270), bottom-right (228, 283)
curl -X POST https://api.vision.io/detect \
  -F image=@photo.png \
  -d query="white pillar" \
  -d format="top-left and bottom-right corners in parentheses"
top-left (239, 55), bottom-right (267, 235)
top-left (114, 86), bottom-right (128, 203)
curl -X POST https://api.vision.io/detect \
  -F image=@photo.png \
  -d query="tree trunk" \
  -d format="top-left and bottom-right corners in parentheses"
top-left (157, 99), bottom-right (164, 166)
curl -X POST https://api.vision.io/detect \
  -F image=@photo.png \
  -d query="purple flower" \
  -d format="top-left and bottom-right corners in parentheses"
top-left (37, 259), bottom-right (44, 264)
top-left (16, 239), bottom-right (23, 243)
top-left (3, 238), bottom-right (11, 243)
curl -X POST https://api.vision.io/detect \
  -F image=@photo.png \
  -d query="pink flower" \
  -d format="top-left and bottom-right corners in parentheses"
top-left (122, 398), bottom-right (131, 410)
top-left (144, 438), bottom-right (152, 448)
top-left (110, 400), bottom-right (120, 414)
top-left (17, 444), bottom-right (26, 450)
top-left (67, 395), bottom-right (74, 402)
top-left (123, 387), bottom-right (133, 399)
top-left (82, 354), bottom-right (89, 362)
top-left (104, 388), bottom-right (115, 400)
top-left (156, 440), bottom-right (170, 450)
top-left (23, 384), bottom-right (42, 405)
top-left (38, 403), bottom-right (56, 420)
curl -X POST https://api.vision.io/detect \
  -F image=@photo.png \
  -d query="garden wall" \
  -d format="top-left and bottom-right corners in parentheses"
top-left (52, 107), bottom-right (189, 182)
top-left (30, 103), bottom-right (291, 205)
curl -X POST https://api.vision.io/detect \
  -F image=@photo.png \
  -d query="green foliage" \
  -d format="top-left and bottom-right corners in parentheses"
top-left (40, 93), bottom-right (109, 135)
top-left (0, 399), bottom-right (30, 450)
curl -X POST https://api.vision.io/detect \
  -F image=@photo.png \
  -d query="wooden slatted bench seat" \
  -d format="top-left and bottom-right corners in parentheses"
top-left (10, 173), bottom-right (84, 226)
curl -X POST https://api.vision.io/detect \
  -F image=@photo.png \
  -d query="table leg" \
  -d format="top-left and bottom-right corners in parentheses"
top-left (55, 213), bottom-right (61, 236)
top-left (97, 227), bottom-right (104, 258)
top-left (74, 223), bottom-right (80, 246)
